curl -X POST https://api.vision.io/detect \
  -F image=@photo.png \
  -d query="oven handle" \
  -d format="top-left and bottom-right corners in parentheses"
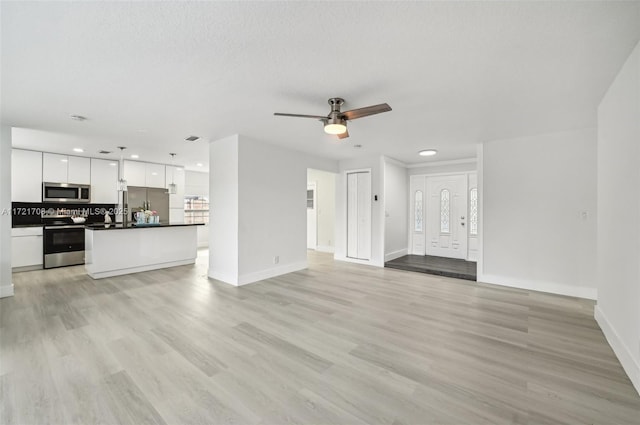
top-left (45, 225), bottom-right (86, 230)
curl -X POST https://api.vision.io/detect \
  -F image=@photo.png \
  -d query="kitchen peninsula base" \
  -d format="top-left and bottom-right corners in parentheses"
top-left (85, 223), bottom-right (201, 279)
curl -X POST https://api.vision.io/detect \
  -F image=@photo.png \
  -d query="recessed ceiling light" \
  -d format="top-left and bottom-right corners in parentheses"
top-left (151, 172), bottom-right (158, 176)
top-left (70, 115), bottom-right (87, 121)
top-left (196, 163), bottom-right (203, 167)
top-left (419, 149), bottom-right (438, 157)
top-left (99, 150), bottom-right (112, 154)
top-left (130, 154), bottom-right (139, 159)
top-left (73, 148), bottom-right (84, 153)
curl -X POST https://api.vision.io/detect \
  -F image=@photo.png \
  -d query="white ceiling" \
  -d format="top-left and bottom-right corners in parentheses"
top-left (2, 1), bottom-right (639, 171)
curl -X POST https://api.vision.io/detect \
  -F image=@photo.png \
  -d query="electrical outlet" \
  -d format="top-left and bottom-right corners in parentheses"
top-left (273, 256), bottom-right (279, 264)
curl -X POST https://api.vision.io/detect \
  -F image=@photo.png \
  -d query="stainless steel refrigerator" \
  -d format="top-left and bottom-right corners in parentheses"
top-left (125, 186), bottom-right (170, 224)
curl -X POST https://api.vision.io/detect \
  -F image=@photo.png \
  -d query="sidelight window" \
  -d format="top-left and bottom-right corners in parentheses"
top-left (414, 190), bottom-right (423, 232)
top-left (469, 188), bottom-right (478, 236)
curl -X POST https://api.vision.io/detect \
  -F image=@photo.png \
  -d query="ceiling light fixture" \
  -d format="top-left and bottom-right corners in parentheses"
top-left (73, 148), bottom-right (84, 153)
top-left (117, 147), bottom-right (128, 191)
top-left (130, 154), bottom-right (139, 159)
top-left (70, 115), bottom-right (87, 121)
top-left (323, 117), bottom-right (347, 135)
top-left (419, 149), bottom-right (438, 157)
top-left (167, 153), bottom-right (177, 195)
top-left (185, 135), bottom-right (200, 142)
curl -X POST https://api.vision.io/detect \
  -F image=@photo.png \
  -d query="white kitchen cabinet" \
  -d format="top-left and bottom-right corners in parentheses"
top-left (123, 160), bottom-right (166, 188)
top-left (123, 160), bottom-right (147, 187)
top-left (90, 158), bottom-right (119, 204)
top-left (11, 227), bottom-right (43, 269)
top-left (12, 149), bottom-right (43, 202)
top-left (165, 165), bottom-right (185, 208)
top-left (43, 153), bottom-right (90, 184)
top-left (145, 163), bottom-right (165, 188)
top-left (67, 156), bottom-right (90, 184)
top-left (43, 153), bottom-right (69, 183)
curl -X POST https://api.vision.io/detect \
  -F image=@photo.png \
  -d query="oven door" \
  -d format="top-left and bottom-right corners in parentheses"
top-left (44, 225), bottom-right (85, 254)
top-left (43, 225), bottom-right (85, 268)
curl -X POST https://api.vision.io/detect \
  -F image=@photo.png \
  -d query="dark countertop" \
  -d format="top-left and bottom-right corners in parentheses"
top-left (85, 222), bottom-right (204, 231)
top-left (12, 224), bottom-right (44, 228)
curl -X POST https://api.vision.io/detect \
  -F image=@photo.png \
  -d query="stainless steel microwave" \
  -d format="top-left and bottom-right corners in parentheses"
top-left (43, 182), bottom-right (91, 203)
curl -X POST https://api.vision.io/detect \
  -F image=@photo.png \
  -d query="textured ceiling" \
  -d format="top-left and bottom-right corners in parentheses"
top-left (2, 1), bottom-right (639, 170)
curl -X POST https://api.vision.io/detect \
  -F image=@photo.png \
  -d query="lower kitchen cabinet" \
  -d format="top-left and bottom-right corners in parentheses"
top-left (11, 227), bottom-right (43, 270)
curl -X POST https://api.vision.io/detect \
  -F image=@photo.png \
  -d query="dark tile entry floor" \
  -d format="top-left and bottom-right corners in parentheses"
top-left (385, 255), bottom-right (477, 281)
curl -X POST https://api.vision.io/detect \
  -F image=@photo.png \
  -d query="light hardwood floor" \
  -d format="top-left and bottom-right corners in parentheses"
top-left (2, 250), bottom-right (639, 424)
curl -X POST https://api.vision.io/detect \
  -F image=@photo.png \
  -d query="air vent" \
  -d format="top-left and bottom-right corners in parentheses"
top-left (184, 135), bottom-right (200, 142)
top-left (99, 150), bottom-right (112, 154)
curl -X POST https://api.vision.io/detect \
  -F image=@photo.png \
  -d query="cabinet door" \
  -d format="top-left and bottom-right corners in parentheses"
top-left (67, 156), bottom-right (91, 184)
top-left (165, 165), bottom-right (185, 208)
top-left (123, 160), bottom-right (146, 187)
top-left (11, 149), bottom-right (43, 202)
top-left (145, 163), bottom-right (165, 188)
top-left (43, 153), bottom-right (69, 183)
top-left (12, 235), bottom-right (43, 268)
top-left (90, 158), bottom-right (119, 204)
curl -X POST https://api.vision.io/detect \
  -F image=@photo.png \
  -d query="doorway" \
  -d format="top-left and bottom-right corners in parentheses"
top-left (410, 173), bottom-right (477, 261)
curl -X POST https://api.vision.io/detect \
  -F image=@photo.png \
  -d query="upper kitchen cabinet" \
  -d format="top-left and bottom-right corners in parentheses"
top-left (123, 160), bottom-right (165, 188)
top-left (43, 153), bottom-right (90, 184)
top-left (67, 156), bottom-right (91, 184)
top-left (145, 163), bottom-right (165, 188)
top-left (90, 158), bottom-right (119, 204)
top-left (12, 149), bottom-right (43, 202)
top-left (165, 165), bottom-right (185, 208)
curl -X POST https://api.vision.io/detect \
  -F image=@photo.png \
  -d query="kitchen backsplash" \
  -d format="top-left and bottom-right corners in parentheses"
top-left (12, 202), bottom-right (118, 227)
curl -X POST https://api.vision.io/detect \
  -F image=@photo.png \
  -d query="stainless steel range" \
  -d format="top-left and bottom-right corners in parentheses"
top-left (42, 209), bottom-right (86, 269)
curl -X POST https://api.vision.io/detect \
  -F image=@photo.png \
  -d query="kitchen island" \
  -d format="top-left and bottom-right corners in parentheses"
top-left (84, 223), bottom-right (203, 279)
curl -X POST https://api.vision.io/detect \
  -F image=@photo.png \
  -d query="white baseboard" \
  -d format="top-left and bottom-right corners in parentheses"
top-left (334, 255), bottom-right (383, 268)
top-left (208, 270), bottom-right (239, 286)
top-left (0, 283), bottom-right (15, 298)
top-left (595, 305), bottom-right (640, 396)
top-left (385, 248), bottom-right (408, 262)
top-left (315, 245), bottom-right (335, 253)
top-left (478, 273), bottom-right (597, 300)
top-left (87, 259), bottom-right (196, 279)
top-left (236, 261), bottom-right (308, 286)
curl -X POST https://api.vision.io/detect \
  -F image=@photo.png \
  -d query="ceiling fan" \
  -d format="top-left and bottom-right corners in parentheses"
top-left (274, 98), bottom-right (392, 139)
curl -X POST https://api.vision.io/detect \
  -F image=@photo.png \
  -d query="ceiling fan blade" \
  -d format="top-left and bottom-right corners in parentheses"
top-left (337, 129), bottom-right (349, 139)
top-left (341, 103), bottom-right (392, 120)
top-left (274, 113), bottom-right (327, 120)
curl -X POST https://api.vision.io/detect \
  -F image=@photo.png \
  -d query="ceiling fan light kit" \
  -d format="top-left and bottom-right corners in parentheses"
top-left (274, 97), bottom-right (391, 139)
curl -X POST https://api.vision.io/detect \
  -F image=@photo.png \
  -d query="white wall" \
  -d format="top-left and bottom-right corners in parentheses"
top-left (0, 125), bottom-right (13, 297)
top-left (208, 135), bottom-right (239, 284)
top-left (335, 156), bottom-right (385, 267)
top-left (408, 159), bottom-right (477, 176)
top-left (185, 170), bottom-right (210, 248)
top-left (209, 134), bottom-right (338, 286)
top-left (307, 168), bottom-right (336, 253)
top-left (595, 40), bottom-right (640, 394)
top-left (480, 128), bottom-right (597, 299)
top-left (383, 158), bottom-right (408, 262)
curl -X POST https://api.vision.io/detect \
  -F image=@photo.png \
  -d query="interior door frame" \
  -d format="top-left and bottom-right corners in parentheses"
top-left (408, 171), bottom-right (478, 261)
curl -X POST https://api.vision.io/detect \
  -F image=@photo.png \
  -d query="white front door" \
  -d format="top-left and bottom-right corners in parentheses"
top-left (347, 171), bottom-right (371, 260)
top-left (425, 174), bottom-right (468, 259)
top-left (307, 182), bottom-right (317, 249)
